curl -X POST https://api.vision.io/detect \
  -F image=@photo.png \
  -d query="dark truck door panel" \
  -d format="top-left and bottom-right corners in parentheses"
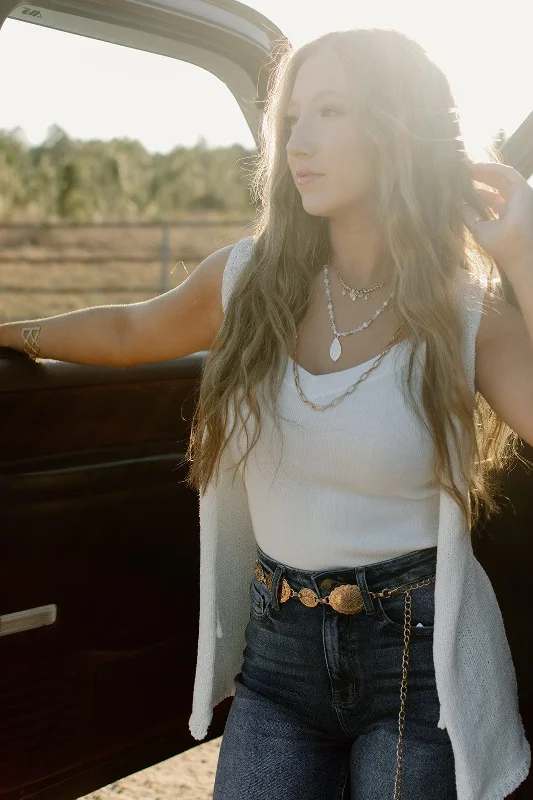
top-left (0, 354), bottom-right (212, 800)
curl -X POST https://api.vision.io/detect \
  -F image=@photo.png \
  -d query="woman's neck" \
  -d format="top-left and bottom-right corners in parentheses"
top-left (327, 214), bottom-right (390, 286)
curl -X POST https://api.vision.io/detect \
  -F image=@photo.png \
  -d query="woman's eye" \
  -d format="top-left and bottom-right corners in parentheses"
top-left (284, 107), bottom-right (343, 130)
top-left (320, 106), bottom-right (342, 117)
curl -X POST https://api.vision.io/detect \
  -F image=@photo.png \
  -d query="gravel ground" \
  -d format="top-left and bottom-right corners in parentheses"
top-left (79, 737), bottom-right (222, 800)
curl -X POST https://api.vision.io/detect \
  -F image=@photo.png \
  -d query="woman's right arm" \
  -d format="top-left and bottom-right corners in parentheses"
top-left (0, 244), bottom-right (232, 367)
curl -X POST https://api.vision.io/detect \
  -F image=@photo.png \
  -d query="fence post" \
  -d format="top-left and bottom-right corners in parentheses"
top-left (160, 223), bottom-right (170, 294)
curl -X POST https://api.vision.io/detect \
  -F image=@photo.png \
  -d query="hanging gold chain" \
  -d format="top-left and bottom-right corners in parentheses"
top-left (393, 589), bottom-right (412, 800)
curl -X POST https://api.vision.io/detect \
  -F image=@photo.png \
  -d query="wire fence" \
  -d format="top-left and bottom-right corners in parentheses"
top-left (0, 219), bottom-right (251, 296)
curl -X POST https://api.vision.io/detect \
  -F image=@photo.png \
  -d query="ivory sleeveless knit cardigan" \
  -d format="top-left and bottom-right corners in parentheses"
top-left (188, 236), bottom-right (530, 800)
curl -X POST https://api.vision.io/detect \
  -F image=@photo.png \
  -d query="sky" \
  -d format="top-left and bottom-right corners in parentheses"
top-left (0, 0), bottom-right (532, 160)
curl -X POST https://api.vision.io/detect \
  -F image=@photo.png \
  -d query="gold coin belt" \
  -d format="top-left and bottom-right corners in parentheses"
top-left (254, 559), bottom-right (435, 615)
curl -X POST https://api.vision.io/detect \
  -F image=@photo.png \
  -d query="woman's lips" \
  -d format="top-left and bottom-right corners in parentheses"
top-left (296, 173), bottom-right (323, 185)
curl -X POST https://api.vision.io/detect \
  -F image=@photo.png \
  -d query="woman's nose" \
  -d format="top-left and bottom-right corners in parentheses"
top-left (287, 144), bottom-right (310, 160)
top-left (286, 124), bottom-right (314, 160)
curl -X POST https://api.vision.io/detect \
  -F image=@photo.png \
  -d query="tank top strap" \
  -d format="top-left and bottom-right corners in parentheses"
top-left (221, 236), bottom-right (255, 314)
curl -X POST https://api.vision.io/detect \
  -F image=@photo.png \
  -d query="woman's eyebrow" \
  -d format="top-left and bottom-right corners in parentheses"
top-left (287, 89), bottom-right (346, 107)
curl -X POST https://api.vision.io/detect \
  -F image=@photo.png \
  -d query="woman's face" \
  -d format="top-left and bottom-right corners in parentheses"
top-left (285, 46), bottom-right (376, 220)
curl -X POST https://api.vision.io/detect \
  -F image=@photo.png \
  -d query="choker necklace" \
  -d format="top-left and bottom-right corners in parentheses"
top-left (334, 266), bottom-right (391, 301)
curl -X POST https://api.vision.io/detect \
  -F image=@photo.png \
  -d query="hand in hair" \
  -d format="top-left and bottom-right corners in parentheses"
top-left (461, 161), bottom-right (533, 273)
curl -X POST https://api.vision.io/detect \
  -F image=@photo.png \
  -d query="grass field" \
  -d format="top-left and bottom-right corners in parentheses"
top-left (0, 216), bottom-right (253, 323)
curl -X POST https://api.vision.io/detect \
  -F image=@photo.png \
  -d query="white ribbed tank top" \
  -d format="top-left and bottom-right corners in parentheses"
top-left (225, 242), bottom-right (441, 570)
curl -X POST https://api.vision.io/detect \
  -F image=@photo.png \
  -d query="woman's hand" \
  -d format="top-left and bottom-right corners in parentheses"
top-left (461, 161), bottom-right (533, 275)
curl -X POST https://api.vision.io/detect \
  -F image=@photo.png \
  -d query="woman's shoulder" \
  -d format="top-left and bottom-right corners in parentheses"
top-left (456, 267), bottom-right (488, 315)
top-left (456, 265), bottom-right (485, 291)
top-left (221, 236), bottom-right (255, 312)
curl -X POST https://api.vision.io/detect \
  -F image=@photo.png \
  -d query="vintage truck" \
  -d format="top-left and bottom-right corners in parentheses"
top-left (0, 1), bottom-right (531, 798)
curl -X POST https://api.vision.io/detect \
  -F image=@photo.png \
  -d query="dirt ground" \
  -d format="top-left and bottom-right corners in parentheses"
top-left (79, 737), bottom-right (222, 800)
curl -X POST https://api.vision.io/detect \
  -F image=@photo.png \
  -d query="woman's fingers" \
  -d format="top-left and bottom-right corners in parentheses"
top-left (470, 161), bottom-right (522, 201)
top-left (475, 186), bottom-right (506, 215)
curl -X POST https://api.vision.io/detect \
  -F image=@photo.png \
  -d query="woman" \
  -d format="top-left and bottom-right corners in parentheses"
top-left (2, 27), bottom-right (532, 800)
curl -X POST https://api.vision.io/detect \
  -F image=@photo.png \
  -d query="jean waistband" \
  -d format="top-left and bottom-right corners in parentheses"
top-left (255, 545), bottom-right (437, 597)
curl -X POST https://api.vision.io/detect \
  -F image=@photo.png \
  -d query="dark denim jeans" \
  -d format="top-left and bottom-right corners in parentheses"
top-left (213, 544), bottom-right (457, 800)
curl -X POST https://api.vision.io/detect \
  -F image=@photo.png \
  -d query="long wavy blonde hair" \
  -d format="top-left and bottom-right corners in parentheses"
top-left (185, 28), bottom-right (529, 531)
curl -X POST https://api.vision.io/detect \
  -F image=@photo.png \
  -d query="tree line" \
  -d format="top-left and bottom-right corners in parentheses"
top-left (0, 125), bottom-right (258, 221)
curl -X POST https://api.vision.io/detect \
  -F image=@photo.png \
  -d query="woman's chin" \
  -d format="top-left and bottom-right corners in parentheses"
top-left (300, 198), bottom-right (333, 218)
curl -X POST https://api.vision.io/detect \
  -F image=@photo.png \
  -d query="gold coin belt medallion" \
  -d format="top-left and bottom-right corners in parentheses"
top-left (328, 584), bottom-right (365, 614)
top-left (297, 588), bottom-right (319, 608)
top-left (279, 578), bottom-right (292, 603)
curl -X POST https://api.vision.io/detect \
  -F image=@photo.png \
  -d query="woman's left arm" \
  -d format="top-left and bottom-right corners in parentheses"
top-left (462, 161), bottom-right (533, 446)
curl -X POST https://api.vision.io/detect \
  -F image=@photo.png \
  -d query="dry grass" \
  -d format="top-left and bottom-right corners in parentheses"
top-left (0, 217), bottom-right (253, 322)
top-left (79, 737), bottom-right (222, 800)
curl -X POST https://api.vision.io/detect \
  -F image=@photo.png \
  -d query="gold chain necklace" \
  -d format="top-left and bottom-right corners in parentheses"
top-left (292, 326), bottom-right (404, 412)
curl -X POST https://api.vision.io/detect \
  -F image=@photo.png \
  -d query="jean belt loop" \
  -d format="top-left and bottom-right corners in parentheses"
top-left (355, 568), bottom-right (377, 616)
top-left (269, 565), bottom-right (283, 612)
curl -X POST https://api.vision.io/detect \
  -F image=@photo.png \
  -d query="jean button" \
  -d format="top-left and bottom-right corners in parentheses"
top-left (319, 578), bottom-right (335, 591)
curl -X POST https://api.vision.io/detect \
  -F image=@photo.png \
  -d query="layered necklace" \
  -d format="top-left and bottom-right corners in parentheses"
top-left (292, 263), bottom-right (403, 412)
top-left (324, 265), bottom-right (393, 362)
